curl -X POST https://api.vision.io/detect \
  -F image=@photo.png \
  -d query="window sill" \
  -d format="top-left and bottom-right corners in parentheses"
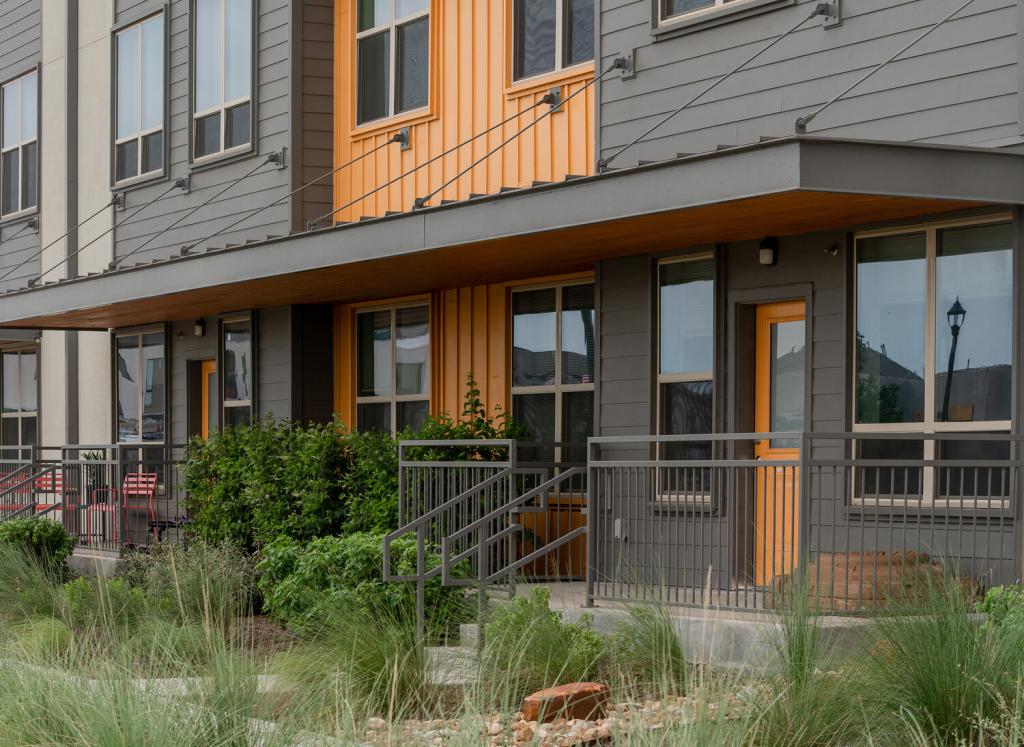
top-left (505, 62), bottom-right (595, 100)
top-left (112, 170), bottom-right (168, 194)
top-left (189, 143), bottom-right (257, 173)
top-left (351, 106), bottom-right (436, 141)
top-left (653, 0), bottom-right (794, 40)
top-left (0, 207), bottom-right (38, 230)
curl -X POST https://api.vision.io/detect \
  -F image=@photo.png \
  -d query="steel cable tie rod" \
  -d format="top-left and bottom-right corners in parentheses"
top-left (795, 0), bottom-right (978, 132)
top-left (598, 6), bottom-right (831, 170)
top-left (4, 197), bottom-right (114, 284)
top-left (415, 59), bottom-right (627, 209)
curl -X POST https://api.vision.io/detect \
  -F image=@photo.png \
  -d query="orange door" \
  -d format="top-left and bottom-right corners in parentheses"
top-left (200, 360), bottom-right (218, 439)
top-left (754, 301), bottom-right (806, 585)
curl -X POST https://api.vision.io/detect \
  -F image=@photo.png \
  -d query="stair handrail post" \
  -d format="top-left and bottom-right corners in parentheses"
top-left (797, 431), bottom-right (813, 602)
top-left (586, 437), bottom-right (597, 608)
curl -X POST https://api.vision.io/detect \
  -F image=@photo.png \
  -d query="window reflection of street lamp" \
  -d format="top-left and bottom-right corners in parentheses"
top-left (940, 297), bottom-right (966, 422)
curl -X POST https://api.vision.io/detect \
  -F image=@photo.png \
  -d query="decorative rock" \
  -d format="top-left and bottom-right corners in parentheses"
top-left (365, 717), bottom-right (387, 730)
top-left (522, 682), bottom-right (610, 724)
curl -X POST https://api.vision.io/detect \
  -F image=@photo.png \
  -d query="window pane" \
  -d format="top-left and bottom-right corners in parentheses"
top-left (1, 418), bottom-right (17, 446)
top-left (20, 142), bottom-right (36, 210)
top-left (770, 320), bottom-right (804, 448)
top-left (18, 353), bottom-right (35, 412)
top-left (224, 405), bottom-right (252, 429)
top-left (856, 233), bottom-right (926, 424)
top-left (358, 0), bottom-right (392, 32)
top-left (357, 310), bottom-right (392, 397)
top-left (357, 31), bottom-right (390, 123)
top-left (663, 0), bottom-right (715, 17)
top-left (397, 17), bottom-right (429, 113)
top-left (856, 439), bottom-right (923, 499)
top-left (561, 284), bottom-right (595, 384)
top-left (357, 402), bottom-right (391, 433)
top-left (562, 390), bottom-right (593, 464)
top-left (397, 400), bottom-right (429, 432)
top-left (396, 306), bottom-right (428, 396)
top-left (116, 140), bottom-right (139, 181)
top-left (225, 101), bottom-right (250, 149)
top-left (513, 289), bottom-right (557, 387)
top-left (513, 393), bottom-right (555, 464)
top-left (19, 72), bottom-right (36, 141)
top-left (565, 0), bottom-right (594, 66)
top-left (2, 353), bottom-right (18, 412)
top-left (396, 0), bottom-right (428, 17)
top-left (20, 416), bottom-right (35, 448)
top-left (660, 258), bottom-right (713, 375)
top-left (194, 112), bottom-right (220, 158)
top-left (938, 438), bottom-right (1011, 500)
top-left (142, 333), bottom-right (165, 442)
top-left (195, 0), bottom-right (222, 112)
top-left (935, 223), bottom-right (1013, 423)
top-left (224, 0), bottom-right (252, 101)
top-left (514, 0), bottom-right (557, 80)
top-left (1, 150), bottom-right (18, 215)
top-left (141, 131), bottom-right (163, 174)
top-left (117, 336), bottom-right (141, 442)
top-left (2, 79), bottom-right (19, 148)
top-left (223, 320), bottom-right (252, 403)
top-left (116, 27), bottom-right (140, 139)
top-left (659, 381), bottom-right (713, 485)
top-left (140, 16), bottom-right (164, 131)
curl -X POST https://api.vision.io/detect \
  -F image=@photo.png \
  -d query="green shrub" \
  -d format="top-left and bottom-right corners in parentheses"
top-left (61, 577), bottom-right (148, 633)
top-left (0, 517), bottom-right (76, 577)
top-left (977, 585), bottom-right (1024, 633)
top-left (480, 587), bottom-right (606, 700)
top-left (256, 532), bottom-right (466, 633)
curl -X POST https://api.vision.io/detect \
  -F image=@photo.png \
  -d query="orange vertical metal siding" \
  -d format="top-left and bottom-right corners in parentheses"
top-left (331, 0), bottom-right (596, 223)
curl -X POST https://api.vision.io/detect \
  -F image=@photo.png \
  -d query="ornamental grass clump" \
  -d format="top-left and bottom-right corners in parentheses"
top-left (605, 603), bottom-right (687, 700)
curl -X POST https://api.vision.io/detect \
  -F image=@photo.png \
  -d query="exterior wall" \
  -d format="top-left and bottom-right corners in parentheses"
top-left (331, 0), bottom-right (596, 223)
top-left (293, 0), bottom-right (334, 228)
top-left (0, 0), bottom-right (42, 292)
top-left (599, 0), bottom-right (1021, 167)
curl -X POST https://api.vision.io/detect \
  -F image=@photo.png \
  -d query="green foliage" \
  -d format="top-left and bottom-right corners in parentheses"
top-left (61, 577), bottom-right (148, 633)
top-left (6, 617), bottom-right (72, 660)
top-left (977, 584), bottom-right (1024, 633)
top-left (0, 517), bottom-right (76, 577)
top-left (481, 587), bottom-right (606, 700)
top-left (256, 532), bottom-right (466, 633)
top-left (606, 605), bottom-right (687, 697)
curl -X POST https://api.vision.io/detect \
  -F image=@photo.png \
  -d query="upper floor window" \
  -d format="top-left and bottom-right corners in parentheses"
top-left (1, 71), bottom-right (37, 216)
top-left (193, 0), bottom-right (252, 160)
top-left (116, 331), bottom-right (166, 444)
top-left (222, 317), bottom-right (254, 428)
top-left (661, 0), bottom-right (744, 22)
top-left (115, 14), bottom-right (165, 183)
top-left (356, 304), bottom-right (430, 433)
top-left (1, 348), bottom-right (36, 453)
top-left (513, 0), bottom-right (594, 82)
top-left (356, 0), bottom-right (429, 125)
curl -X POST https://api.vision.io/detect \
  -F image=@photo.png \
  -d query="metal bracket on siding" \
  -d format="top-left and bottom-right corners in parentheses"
top-left (613, 52), bottom-right (635, 81)
top-left (267, 147), bottom-right (288, 170)
top-left (112, 193), bottom-right (126, 212)
top-left (545, 87), bottom-right (563, 113)
top-left (818, 0), bottom-right (841, 28)
top-left (174, 175), bottom-right (191, 194)
top-left (26, 217), bottom-right (38, 233)
top-left (396, 127), bottom-right (412, 150)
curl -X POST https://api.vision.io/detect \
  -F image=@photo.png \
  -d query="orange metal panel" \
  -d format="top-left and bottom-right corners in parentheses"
top-left (332, 0), bottom-right (596, 223)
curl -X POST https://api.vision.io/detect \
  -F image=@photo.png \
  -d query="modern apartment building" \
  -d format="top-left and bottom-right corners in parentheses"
top-left (0, 0), bottom-right (1022, 608)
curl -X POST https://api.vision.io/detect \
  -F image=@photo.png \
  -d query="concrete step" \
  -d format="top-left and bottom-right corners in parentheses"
top-left (426, 645), bottom-right (478, 687)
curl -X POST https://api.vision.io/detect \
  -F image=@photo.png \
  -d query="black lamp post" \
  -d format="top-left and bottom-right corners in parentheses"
top-left (940, 296), bottom-right (966, 422)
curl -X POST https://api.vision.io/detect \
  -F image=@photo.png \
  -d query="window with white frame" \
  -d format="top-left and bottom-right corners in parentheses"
top-left (222, 317), bottom-right (254, 428)
top-left (513, 0), bottom-right (594, 82)
top-left (116, 331), bottom-right (166, 444)
top-left (115, 13), bottom-right (165, 183)
top-left (193, 0), bottom-right (252, 160)
top-left (1, 348), bottom-right (36, 453)
top-left (356, 0), bottom-right (430, 125)
top-left (511, 283), bottom-right (595, 464)
top-left (1, 71), bottom-right (37, 216)
top-left (356, 304), bottom-right (430, 433)
top-left (657, 256), bottom-right (714, 500)
top-left (659, 0), bottom-right (762, 24)
top-left (854, 218), bottom-right (1013, 504)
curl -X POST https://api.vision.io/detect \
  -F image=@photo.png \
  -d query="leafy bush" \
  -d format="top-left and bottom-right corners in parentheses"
top-left (61, 577), bottom-right (148, 633)
top-left (977, 584), bottom-right (1024, 633)
top-left (480, 587), bottom-right (606, 700)
top-left (256, 532), bottom-right (466, 633)
top-left (0, 517), bottom-right (76, 577)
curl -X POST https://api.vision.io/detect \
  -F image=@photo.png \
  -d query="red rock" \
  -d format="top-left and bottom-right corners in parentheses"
top-left (522, 682), bottom-right (610, 724)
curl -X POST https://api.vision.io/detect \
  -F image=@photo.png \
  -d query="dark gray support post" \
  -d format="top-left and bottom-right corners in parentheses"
top-left (798, 431), bottom-right (813, 589)
top-left (585, 438), bottom-right (596, 608)
top-left (64, 0), bottom-right (80, 448)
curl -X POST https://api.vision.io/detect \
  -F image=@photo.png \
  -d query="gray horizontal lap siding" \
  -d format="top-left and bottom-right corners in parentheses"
top-left (112, 0), bottom-right (293, 266)
top-left (0, 0), bottom-right (40, 293)
top-left (599, 0), bottom-right (1019, 166)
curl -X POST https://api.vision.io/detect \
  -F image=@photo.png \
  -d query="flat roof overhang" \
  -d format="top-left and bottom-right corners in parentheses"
top-left (1, 136), bottom-right (1021, 330)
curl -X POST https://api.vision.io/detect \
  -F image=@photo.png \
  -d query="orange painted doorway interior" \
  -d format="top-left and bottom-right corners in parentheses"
top-left (753, 300), bottom-right (806, 586)
top-left (200, 359), bottom-right (218, 440)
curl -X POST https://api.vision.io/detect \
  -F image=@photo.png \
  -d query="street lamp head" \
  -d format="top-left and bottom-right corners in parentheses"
top-left (947, 296), bottom-right (966, 332)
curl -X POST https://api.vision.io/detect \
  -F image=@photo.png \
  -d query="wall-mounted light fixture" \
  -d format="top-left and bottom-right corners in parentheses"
top-left (193, 319), bottom-right (205, 337)
top-left (759, 237), bottom-right (779, 267)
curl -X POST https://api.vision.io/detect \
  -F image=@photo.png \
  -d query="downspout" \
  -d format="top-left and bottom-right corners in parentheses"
top-left (64, 0), bottom-right (79, 446)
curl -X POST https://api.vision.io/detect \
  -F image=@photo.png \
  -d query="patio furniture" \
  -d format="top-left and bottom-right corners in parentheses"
top-left (86, 472), bottom-right (159, 546)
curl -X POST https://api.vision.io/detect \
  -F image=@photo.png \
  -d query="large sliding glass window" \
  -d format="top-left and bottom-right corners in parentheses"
top-left (356, 304), bottom-right (430, 433)
top-left (1, 71), bottom-right (37, 216)
top-left (193, 0), bottom-right (252, 160)
top-left (511, 283), bottom-right (595, 464)
top-left (222, 317), bottom-right (254, 428)
top-left (1, 348), bottom-right (36, 455)
top-left (854, 218), bottom-right (1013, 503)
top-left (356, 0), bottom-right (430, 125)
top-left (513, 0), bottom-right (594, 82)
top-left (114, 13), bottom-right (165, 183)
top-left (116, 331), bottom-right (166, 444)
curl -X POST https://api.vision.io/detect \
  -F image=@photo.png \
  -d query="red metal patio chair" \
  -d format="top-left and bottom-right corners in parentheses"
top-left (86, 472), bottom-right (158, 546)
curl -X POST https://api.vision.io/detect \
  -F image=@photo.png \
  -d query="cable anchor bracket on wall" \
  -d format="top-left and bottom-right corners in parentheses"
top-left (267, 147), bottom-right (287, 170)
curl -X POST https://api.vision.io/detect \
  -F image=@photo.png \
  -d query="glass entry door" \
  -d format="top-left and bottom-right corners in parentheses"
top-left (200, 359), bottom-right (218, 439)
top-left (753, 300), bottom-right (806, 585)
